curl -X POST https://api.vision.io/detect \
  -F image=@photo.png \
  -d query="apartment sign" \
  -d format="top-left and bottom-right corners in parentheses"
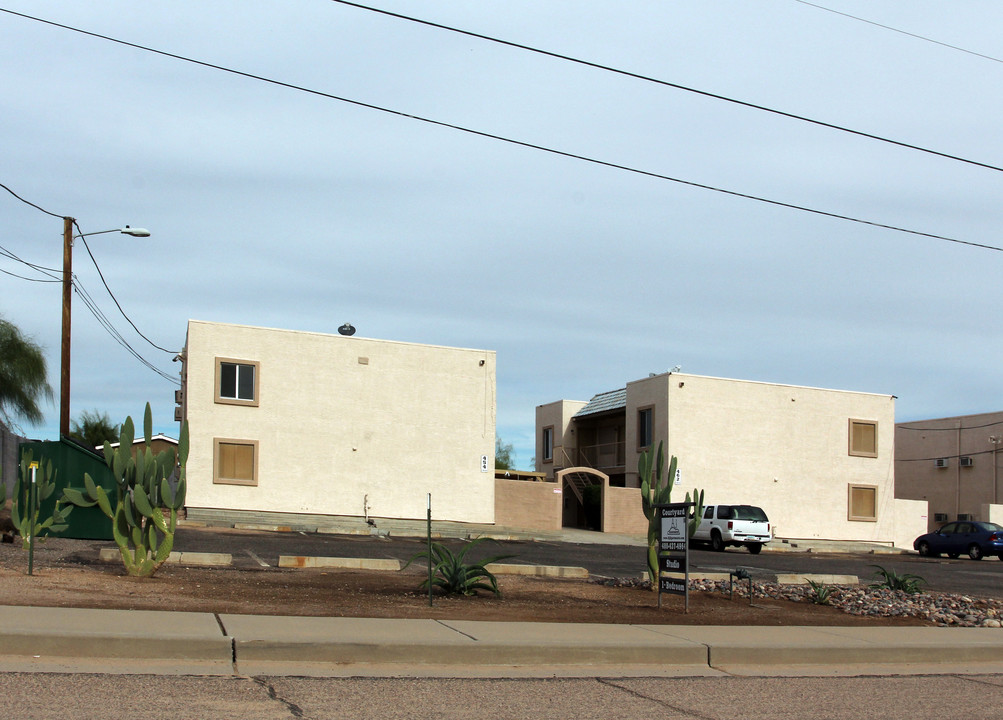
top-left (656, 502), bottom-right (693, 612)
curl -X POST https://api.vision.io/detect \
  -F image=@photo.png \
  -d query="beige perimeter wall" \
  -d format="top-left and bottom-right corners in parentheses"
top-left (494, 478), bottom-right (563, 531)
top-left (184, 320), bottom-right (496, 523)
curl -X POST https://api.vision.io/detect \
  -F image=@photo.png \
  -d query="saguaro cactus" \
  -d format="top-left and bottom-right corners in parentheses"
top-left (639, 441), bottom-right (704, 585)
top-left (62, 403), bottom-right (189, 577)
top-left (11, 451), bottom-right (72, 549)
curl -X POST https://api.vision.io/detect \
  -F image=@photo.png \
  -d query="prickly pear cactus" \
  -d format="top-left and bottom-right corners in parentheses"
top-left (61, 403), bottom-right (188, 577)
top-left (11, 450), bottom-right (72, 549)
top-left (639, 441), bottom-right (703, 585)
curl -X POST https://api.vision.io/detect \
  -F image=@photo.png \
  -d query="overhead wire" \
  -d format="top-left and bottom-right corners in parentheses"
top-left (792, 0), bottom-right (1003, 65)
top-left (0, 183), bottom-right (179, 384)
top-left (73, 276), bottom-right (179, 384)
top-left (324, 0), bottom-right (1003, 175)
top-left (0, 8), bottom-right (1001, 253)
top-left (72, 220), bottom-right (178, 354)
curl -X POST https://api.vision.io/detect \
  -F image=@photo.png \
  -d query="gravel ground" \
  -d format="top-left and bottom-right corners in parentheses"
top-left (593, 577), bottom-right (1003, 627)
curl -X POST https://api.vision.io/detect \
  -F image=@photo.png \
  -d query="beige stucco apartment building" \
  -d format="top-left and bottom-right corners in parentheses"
top-left (537, 372), bottom-right (927, 548)
top-left (895, 411), bottom-right (1003, 532)
top-left (180, 320), bottom-right (496, 524)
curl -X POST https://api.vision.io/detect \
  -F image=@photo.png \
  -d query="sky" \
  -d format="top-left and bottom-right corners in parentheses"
top-left (2, 1), bottom-right (1002, 470)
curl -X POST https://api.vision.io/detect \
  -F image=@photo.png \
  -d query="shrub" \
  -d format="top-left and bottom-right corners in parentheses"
top-left (869, 564), bottom-right (925, 594)
top-left (403, 537), bottom-right (515, 596)
top-left (806, 578), bottom-right (832, 605)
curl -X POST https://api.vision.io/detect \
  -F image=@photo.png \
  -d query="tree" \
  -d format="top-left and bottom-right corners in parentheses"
top-left (495, 437), bottom-right (515, 470)
top-left (0, 317), bottom-right (53, 430)
top-left (70, 409), bottom-right (120, 449)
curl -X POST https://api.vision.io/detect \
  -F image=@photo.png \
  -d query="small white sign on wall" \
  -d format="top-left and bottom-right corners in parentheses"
top-left (480, 455), bottom-right (489, 472)
top-left (674, 468), bottom-right (681, 485)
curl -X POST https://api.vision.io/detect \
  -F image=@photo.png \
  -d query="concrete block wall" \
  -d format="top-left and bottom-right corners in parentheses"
top-left (603, 485), bottom-right (647, 535)
top-left (493, 478), bottom-right (563, 531)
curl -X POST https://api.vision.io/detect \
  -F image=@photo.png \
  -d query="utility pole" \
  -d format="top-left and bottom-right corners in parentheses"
top-left (60, 216), bottom-right (74, 440)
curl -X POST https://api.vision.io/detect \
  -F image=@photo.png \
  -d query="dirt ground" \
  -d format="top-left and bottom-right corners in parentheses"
top-left (0, 535), bottom-right (930, 627)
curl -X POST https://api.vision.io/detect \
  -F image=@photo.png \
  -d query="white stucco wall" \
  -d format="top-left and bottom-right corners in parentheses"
top-left (184, 320), bottom-right (496, 523)
top-left (629, 373), bottom-right (903, 543)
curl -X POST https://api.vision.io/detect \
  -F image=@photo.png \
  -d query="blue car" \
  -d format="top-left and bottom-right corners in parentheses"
top-left (914, 521), bottom-right (1003, 561)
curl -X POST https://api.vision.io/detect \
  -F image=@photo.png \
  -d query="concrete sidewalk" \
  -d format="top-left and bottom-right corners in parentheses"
top-left (1, 605), bottom-right (1000, 678)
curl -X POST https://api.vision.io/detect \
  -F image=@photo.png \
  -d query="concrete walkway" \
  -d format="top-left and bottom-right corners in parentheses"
top-left (1, 605), bottom-right (1000, 678)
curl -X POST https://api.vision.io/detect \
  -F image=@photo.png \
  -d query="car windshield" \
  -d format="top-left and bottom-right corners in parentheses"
top-left (732, 505), bottom-right (768, 522)
top-left (975, 522), bottom-right (1003, 532)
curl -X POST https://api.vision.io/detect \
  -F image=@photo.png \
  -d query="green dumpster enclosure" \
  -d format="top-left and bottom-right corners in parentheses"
top-left (18, 439), bottom-right (115, 540)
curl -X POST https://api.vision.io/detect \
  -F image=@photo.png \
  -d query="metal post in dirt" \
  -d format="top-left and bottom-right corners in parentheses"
top-left (28, 462), bottom-right (38, 576)
top-left (427, 492), bottom-right (433, 607)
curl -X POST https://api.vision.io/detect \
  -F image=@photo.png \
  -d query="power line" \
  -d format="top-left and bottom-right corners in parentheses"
top-left (73, 221), bottom-right (177, 354)
top-left (73, 276), bottom-right (179, 385)
top-left (0, 180), bottom-right (64, 218)
top-left (0, 243), bottom-right (61, 279)
top-left (325, 0), bottom-right (1003, 175)
top-left (1, 9), bottom-right (1001, 253)
top-left (793, 0), bottom-right (1003, 65)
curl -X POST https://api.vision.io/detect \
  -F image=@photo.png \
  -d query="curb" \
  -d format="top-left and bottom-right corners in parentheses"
top-left (278, 556), bottom-right (401, 571)
top-left (2, 607), bottom-right (1002, 676)
top-left (98, 549), bottom-right (232, 567)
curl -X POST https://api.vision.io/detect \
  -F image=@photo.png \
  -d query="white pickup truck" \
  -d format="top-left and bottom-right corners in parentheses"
top-left (693, 504), bottom-right (772, 554)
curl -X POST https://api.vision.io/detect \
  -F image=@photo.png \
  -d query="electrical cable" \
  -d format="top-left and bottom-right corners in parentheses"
top-left (73, 221), bottom-right (178, 354)
top-left (793, 0), bottom-right (1003, 65)
top-left (73, 276), bottom-right (179, 384)
top-left (0, 243), bottom-right (61, 279)
top-left (1, 9), bottom-right (1000, 253)
top-left (325, 0), bottom-right (1003, 174)
top-left (0, 180), bottom-right (64, 218)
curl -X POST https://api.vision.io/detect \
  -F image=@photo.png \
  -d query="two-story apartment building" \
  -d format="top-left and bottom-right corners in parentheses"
top-left (538, 371), bottom-right (927, 548)
top-left (180, 320), bottom-right (497, 525)
top-left (895, 411), bottom-right (1003, 532)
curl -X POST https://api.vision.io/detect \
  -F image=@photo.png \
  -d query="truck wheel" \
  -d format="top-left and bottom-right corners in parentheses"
top-left (710, 530), bottom-right (725, 552)
top-left (746, 543), bottom-right (762, 555)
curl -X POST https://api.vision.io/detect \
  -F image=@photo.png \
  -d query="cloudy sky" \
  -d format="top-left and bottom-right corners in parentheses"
top-left (2, 1), bottom-right (1001, 469)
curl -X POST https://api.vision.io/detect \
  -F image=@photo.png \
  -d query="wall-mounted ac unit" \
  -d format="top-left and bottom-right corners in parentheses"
top-left (935, 458), bottom-right (949, 468)
top-left (934, 513), bottom-right (948, 522)
top-left (958, 514), bottom-right (973, 521)
top-left (960, 456), bottom-right (974, 467)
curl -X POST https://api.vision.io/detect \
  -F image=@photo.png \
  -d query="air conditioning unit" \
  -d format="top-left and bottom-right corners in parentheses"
top-left (958, 514), bottom-right (973, 521)
top-left (934, 513), bottom-right (948, 522)
top-left (960, 456), bottom-right (974, 467)
top-left (934, 458), bottom-right (949, 468)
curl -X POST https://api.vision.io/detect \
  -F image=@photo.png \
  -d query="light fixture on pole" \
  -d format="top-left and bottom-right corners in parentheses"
top-left (60, 218), bottom-right (151, 439)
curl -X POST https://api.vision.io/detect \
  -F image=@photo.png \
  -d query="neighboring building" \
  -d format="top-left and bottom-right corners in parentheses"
top-left (538, 371), bottom-right (927, 548)
top-left (895, 411), bottom-right (1003, 532)
top-left (180, 320), bottom-right (497, 524)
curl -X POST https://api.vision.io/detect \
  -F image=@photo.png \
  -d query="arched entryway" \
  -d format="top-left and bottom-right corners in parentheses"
top-left (556, 466), bottom-right (609, 531)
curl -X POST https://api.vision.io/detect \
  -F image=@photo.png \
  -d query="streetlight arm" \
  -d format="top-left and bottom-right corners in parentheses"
top-left (75, 226), bottom-right (151, 238)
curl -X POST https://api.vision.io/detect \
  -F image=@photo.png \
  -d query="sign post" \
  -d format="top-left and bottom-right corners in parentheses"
top-left (656, 502), bottom-right (693, 612)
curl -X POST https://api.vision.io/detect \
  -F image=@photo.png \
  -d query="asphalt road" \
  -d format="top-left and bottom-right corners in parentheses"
top-left (2, 672), bottom-right (1002, 719)
top-left (171, 526), bottom-right (1003, 598)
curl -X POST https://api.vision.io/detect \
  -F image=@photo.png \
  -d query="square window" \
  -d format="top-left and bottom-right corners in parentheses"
top-left (542, 426), bottom-right (554, 463)
top-left (637, 407), bottom-right (653, 449)
top-left (847, 484), bottom-right (877, 521)
top-left (215, 358), bottom-right (259, 406)
top-left (213, 438), bottom-right (258, 486)
top-left (848, 419), bottom-right (877, 457)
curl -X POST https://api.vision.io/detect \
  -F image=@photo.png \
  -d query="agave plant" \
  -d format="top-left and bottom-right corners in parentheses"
top-left (869, 564), bottom-right (925, 595)
top-left (806, 578), bottom-right (832, 605)
top-left (403, 537), bottom-right (515, 596)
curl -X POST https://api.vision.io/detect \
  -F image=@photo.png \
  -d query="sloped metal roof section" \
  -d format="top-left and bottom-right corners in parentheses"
top-left (573, 388), bottom-right (626, 418)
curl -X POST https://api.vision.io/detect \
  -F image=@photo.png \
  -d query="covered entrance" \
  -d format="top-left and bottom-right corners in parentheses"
top-left (557, 467), bottom-right (609, 531)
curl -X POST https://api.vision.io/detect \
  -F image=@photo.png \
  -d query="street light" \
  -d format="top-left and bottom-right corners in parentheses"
top-left (60, 217), bottom-right (150, 438)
